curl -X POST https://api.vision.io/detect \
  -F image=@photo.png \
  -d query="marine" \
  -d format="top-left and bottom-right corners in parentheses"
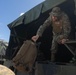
top-left (32, 7), bottom-right (71, 62)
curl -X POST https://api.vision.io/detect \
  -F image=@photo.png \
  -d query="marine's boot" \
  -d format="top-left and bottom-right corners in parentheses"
top-left (51, 53), bottom-right (55, 62)
top-left (70, 57), bottom-right (76, 64)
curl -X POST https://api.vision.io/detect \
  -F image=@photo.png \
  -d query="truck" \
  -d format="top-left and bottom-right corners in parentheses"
top-left (4, 0), bottom-right (76, 75)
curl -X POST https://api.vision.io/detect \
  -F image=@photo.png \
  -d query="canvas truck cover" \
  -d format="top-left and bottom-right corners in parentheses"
top-left (7, 0), bottom-right (66, 29)
top-left (6, 0), bottom-right (76, 61)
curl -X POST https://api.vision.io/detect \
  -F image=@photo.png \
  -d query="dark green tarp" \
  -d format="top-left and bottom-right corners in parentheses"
top-left (6, 0), bottom-right (76, 62)
top-left (8, 0), bottom-right (66, 29)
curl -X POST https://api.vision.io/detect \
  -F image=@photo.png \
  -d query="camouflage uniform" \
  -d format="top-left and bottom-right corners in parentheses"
top-left (36, 7), bottom-right (71, 62)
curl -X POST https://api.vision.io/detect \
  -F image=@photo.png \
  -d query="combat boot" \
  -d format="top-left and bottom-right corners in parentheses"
top-left (70, 57), bottom-right (76, 64)
top-left (51, 53), bottom-right (55, 62)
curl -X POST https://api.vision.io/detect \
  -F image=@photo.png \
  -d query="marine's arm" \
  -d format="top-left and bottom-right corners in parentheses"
top-left (36, 17), bottom-right (51, 37)
top-left (57, 14), bottom-right (71, 44)
top-left (31, 16), bottom-right (51, 42)
top-left (62, 14), bottom-right (71, 38)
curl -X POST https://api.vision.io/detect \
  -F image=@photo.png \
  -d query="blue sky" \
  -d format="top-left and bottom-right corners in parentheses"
top-left (0, 0), bottom-right (45, 42)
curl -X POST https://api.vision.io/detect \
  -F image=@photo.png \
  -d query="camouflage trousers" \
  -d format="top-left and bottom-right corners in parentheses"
top-left (51, 35), bottom-right (58, 53)
top-left (50, 33), bottom-right (61, 61)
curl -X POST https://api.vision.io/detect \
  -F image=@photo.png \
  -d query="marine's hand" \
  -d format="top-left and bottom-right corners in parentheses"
top-left (31, 35), bottom-right (39, 42)
top-left (61, 39), bottom-right (68, 44)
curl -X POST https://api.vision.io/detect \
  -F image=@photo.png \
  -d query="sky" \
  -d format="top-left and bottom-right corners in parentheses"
top-left (0, 0), bottom-right (45, 42)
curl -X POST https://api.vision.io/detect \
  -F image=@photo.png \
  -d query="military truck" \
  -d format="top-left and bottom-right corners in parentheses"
top-left (4, 0), bottom-right (76, 75)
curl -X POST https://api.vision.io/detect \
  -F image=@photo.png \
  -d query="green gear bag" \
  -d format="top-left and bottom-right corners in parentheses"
top-left (12, 40), bottom-right (37, 73)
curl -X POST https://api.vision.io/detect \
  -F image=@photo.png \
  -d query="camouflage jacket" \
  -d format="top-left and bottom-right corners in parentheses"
top-left (36, 12), bottom-right (71, 39)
